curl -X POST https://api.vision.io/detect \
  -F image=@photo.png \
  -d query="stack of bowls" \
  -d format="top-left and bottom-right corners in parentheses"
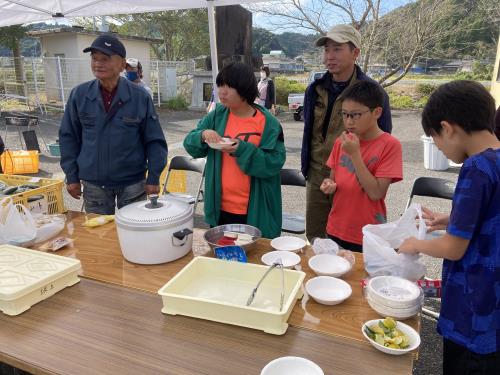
top-left (365, 276), bottom-right (423, 319)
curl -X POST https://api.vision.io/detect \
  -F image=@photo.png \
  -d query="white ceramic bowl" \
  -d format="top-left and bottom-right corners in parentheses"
top-left (366, 296), bottom-right (421, 320)
top-left (270, 236), bottom-right (307, 252)
top-left (261, 356), bottom-right (324, 375)
top-left (305, 276), bottom-right (352, 305)
top-left (308, 254), bottom-right (351, 277)
top-left (261, 251), bottom-right (301, 269)
top-left (361, 319), bottom-right (421, 355)
top-left (367, 276), bottom-right (422, 308)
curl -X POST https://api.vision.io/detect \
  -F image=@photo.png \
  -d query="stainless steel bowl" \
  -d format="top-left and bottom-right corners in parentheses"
top-left (203, 224), bottom-right (262, 251)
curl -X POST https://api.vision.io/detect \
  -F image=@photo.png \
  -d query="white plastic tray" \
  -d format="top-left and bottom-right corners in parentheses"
top-left (0, 244), bottom-right (81, 315)
top-left (158, 256), bottom-right (305, 335)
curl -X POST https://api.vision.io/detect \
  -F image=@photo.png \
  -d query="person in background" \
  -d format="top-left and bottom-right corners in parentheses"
top-left (302, 24), bottom-right (392, 242)
top-left (125, 58), bottom-right (154, 99)
top-left (183, 62), bottom-right (285, 239)
top-left (256, 66), bottom-right (276, 114)
top-left (320, 81), bottom-right (402, 251)
top-left (399, 81), bottom-right (500, 375)
top-left (59, 34), bottom-right (168, 214)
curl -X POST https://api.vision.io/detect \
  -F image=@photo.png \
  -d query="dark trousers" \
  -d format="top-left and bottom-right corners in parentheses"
top-left (327, 234), bottom-right (363, 252)
top-left (443, 338), bottom-right (500, 375)
top-left (218, 210), bottom-right (247, 225)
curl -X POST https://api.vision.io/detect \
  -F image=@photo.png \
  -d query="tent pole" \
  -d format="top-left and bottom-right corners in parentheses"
top-left (207, 1), bottom-right (219, 102)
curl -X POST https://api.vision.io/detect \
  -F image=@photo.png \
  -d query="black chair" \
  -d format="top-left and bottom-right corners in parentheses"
top-left (4, 116), bottom-right (42, 150)
top-left (405, 176), bottom-right (456, 320)
top-left (405, 177), bottom-right (455, 210)
top-left (162, 156), bottom-right (206, 212)
top-left (280, 168), bottom-right (306, 234)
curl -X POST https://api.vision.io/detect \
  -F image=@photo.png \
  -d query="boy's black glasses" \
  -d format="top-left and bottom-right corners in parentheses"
top-left (339, 109), bottom-right (372, 120)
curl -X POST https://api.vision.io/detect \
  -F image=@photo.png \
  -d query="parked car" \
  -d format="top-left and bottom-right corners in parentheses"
top-left (287, 71), bottom-right (325, 121)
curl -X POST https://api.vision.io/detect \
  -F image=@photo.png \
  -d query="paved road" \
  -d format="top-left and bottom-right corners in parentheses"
top-left (4, 108), bottom-right (454, 375)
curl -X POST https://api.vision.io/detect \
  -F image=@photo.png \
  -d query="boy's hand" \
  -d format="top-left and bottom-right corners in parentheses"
top-left (340, 131), bottom-right (360, 156)
top-left (422, 206), bottom-right (449, 232)
top-left (399, 237), bottom-right (419, 255)
top-left (201, 130), bottom-right (222, 144)
top-left (320, 178), bottom-right (337, 194)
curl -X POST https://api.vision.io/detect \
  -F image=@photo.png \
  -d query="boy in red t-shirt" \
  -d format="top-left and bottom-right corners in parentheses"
top-left (320, 81), bottom-right (403, 251)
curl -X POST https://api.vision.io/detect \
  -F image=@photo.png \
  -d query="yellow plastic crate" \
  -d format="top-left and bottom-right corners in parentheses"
top-left (159, 159), bottom-right (187, 193)
top-left (0, 150), bottom-right (39, 174)
top-left (0, 174), bottom-right (65, 214)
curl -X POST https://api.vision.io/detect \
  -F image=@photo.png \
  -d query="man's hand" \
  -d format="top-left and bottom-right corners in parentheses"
top-left (145, 184), bottom-right (160, 195)
top-left (340, 131), bottom-right (360, 156)
top-left (320, 178), bottom-right (337, 194)
top-left (67, 182), bottom-right (82, 199)
top-left (422, 206), bottom-right (449, 232)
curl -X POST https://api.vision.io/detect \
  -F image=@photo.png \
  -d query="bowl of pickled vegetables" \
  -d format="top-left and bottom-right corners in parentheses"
top-left (362, 317), bottom-right (420, 355)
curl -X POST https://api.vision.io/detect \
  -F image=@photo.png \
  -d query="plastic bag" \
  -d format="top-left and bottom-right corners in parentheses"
top-left (362, 203), bottom-right (426, 281)
top-left (312, 238), bottom-right (356, 269)
top-left (0, 197), bottom-right (37, 245)
top-left (32, 214), bottom-right (66, 244)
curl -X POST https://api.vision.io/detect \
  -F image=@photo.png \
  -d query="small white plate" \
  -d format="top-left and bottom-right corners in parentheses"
top-left (367, 276), bottom-right (422, 307)
top-left (206, 139), bottom-right (236, 150)
top-left (270, 236), bottom-right (306, 252)
top-left (305, 276), bottom-right (352, 305)
top-left (308, 254), bottom-right (351, 277)
top-left (261, 356), bottom-right (324, 375)
top-left (261, 251), bottom-right (301, 269)
top-left (362, 319), bottom-right (421, 355)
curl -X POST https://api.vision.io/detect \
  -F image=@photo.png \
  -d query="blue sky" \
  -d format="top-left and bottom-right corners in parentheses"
top-left (251, 0), bottom-right (412, 34)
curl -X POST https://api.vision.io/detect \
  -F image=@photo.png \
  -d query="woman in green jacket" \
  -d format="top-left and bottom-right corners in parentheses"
top-left (183, 62), bottom-right (286, 239)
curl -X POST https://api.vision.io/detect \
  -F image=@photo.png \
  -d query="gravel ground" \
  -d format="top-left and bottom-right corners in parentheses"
top-left (2, 107), bottom-right (456, 375)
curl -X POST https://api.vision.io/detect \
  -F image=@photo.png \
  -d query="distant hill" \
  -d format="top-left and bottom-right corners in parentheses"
top-left (253, 28), bottom-right (317, 58)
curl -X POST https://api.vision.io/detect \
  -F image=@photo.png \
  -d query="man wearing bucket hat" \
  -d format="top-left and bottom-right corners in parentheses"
top-left (125, 57), bottom-right (154, 99)
top-left (59, 34), bottom-right (168, 214)
top-left (301, 24), bottom-right (393, 242)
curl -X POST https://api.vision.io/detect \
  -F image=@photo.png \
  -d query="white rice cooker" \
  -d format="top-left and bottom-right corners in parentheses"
top-left (115, 195), bottom-right (193, 265)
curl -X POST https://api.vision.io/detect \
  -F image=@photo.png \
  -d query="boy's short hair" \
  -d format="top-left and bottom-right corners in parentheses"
top-left (216, 62), bottom-right (258, 104)
top-left (342, 80), bottom-right (384, 109)
top-left (422, 80), bottom-right (496, 136)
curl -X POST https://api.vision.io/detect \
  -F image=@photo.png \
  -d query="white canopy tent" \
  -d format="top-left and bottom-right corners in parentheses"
top-left (0, 0), bottom-right (268, 100)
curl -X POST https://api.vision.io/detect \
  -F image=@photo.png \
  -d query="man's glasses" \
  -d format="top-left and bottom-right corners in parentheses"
top-left (339, 109), bottom-right (372, 120)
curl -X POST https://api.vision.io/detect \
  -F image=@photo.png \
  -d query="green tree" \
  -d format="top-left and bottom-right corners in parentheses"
top-left (0, 25), bottom-right (28, 95)
top-left (253, 28), bottom-right (282, 56)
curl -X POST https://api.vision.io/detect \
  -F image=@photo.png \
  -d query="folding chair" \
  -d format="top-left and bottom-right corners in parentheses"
top-left (405, 176), bottom-right (455, 210)
top-left (280, 168), bottom-right (306, 234)
top-left (162, 156), bottom-right (206, 212)
top-left (405, 176), bottom-right (456, 319)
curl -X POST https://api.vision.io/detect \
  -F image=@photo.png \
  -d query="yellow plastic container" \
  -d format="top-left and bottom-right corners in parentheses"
top-left (0, 245), bottom-right (81, 316)
top-left (158, 256), bottom-right (305, 335)
top-left (1, 150), bottom-right (39, 174)
top-left (0, 174), bottom-right (65, 214)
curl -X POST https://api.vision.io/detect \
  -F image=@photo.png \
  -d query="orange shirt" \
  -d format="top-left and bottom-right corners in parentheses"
top-left (326, 133), bottom-right (403, 245)
top-left (221, 110), bottom-right (265, 214)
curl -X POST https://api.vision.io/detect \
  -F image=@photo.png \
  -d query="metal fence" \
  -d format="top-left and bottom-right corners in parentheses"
top-left (0, 57), bottom-right (195, 113)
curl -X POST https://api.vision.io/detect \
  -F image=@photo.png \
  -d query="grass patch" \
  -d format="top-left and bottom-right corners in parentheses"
top-left (164, 95), bottom-right (188, 110)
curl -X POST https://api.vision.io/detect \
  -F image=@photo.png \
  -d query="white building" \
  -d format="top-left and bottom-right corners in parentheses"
top-left (262, 50), bottom-right (304, 73)
top-left (28, 27), bottom-right (162, 102)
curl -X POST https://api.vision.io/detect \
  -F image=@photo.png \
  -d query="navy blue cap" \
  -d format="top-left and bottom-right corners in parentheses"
top-left (83, 34), bottom-right (126, 58)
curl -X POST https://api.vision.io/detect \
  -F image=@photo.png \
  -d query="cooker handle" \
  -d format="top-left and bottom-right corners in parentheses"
top-left (172, 228), bottom-right (193, 246)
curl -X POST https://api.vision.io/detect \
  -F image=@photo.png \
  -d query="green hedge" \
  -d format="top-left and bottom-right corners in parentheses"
top-left (274, 76), bottom-right (307, 106)
top-left (165, 95), bottom-right (188, 110)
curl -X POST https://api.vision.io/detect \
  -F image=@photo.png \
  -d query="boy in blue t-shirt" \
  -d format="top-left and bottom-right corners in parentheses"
top-left (400, 80), bottom-right (500, 375)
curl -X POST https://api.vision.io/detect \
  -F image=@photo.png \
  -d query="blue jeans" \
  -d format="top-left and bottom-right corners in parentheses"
top-left (82, 180), bottom-right (146, 214)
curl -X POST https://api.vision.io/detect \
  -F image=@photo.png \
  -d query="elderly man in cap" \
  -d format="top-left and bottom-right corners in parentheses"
top-left (59, 34), bottom-right (168, 214)
top-left (125, 58), bottom-right (154, 99)
top-left (301, 24), bottom-right (392, 241)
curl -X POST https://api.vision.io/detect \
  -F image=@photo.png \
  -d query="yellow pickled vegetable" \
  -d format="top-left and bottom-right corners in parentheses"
top-left (364, 317), bottom-right (410, 349)
top-left (83, 215), bottom-right (115, 228)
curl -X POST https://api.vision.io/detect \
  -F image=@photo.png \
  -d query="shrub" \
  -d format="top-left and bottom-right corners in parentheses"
top-left (274, 76), bottom-right (307, 106)
top-left (415, 83), bottom-right (436, 97)
top-left (165, 95), bottom-right (188, 110)
top-left (389, 93), bottom-right (415, 109)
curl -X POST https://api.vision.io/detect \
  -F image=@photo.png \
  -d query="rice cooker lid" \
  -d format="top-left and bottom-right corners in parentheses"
top-left (116, 195), bottom-right (192, 227)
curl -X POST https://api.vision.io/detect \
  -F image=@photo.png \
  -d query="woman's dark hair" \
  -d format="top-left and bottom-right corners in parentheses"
top-left (137, 61), bottom-right (143, 79)
top-left (421, 80), bottom-right (495, 136)
top-left (342, 80), bottom-right (384, 109)
top-left (216, 62), bottom-right (258, 103)
top-left (260, 66), bottom-right (270, 77)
